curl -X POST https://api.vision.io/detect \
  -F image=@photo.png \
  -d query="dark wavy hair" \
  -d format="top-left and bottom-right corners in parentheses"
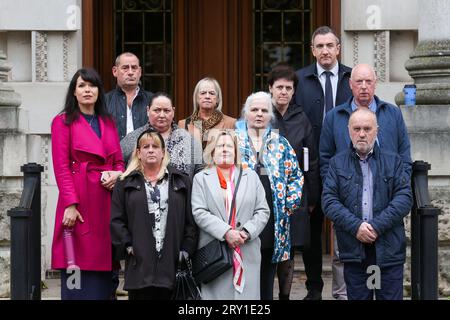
top-left (267, 63), bottom-right (298, 91)
top-left (62, 68), bottom-right (111, 124)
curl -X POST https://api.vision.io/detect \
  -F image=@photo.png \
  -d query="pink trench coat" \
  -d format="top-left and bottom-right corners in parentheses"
top-left (51, 113), bottom-right (124, 271)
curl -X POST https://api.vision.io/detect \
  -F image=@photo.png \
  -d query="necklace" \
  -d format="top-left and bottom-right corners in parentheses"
top-left (144, 173), bottom-right (159, 184)
top-left (81, 112), bottom-right (96, 127)
top-left (87, 114), bottom-right (96, 127)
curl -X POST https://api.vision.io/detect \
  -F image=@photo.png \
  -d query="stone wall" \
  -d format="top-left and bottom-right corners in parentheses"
top-left (432, 187), bottom-right (450, 295)
top-left (0, 192), bottom-right (21, 297)
top-left (341, 0), bottom-right (418, 105)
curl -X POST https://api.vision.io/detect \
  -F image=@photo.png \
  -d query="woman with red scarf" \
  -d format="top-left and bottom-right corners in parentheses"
top-left (191, 130), bottom-right (269, 299)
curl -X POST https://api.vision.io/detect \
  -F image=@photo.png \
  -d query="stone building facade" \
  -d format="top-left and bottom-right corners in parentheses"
top-left (0, 0), bottom-right (449, 297)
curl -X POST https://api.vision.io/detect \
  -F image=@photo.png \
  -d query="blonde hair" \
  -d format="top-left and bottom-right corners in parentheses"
top-left (121, 131), bottom-right (170, 180)
top-left (192, 77), bottom-right (223, 114)
top-left (203, 129), bottom-right (242, 168)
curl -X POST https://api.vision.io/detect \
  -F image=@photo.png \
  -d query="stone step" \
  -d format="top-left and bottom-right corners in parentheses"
top-left (293, 254), bottom-right (332, 274)
top-left (45, 254), bottom-right (334, 279)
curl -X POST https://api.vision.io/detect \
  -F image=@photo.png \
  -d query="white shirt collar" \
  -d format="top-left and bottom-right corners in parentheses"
top-left (316, 62), bottom-right (339, 77)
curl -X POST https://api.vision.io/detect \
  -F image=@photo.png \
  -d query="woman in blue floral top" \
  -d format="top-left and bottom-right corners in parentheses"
top-left (235, 91), bottom-right (304, 300)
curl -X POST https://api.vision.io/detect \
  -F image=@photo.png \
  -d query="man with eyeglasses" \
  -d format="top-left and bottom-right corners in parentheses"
top-left (294, 26), bottom-right (352, 301)
top-left (319, 63), bottom-right (412, 300)
top-left (106, 52), bottom-right (154, 140)
top-left (320, 63), bottom-right (412, 180)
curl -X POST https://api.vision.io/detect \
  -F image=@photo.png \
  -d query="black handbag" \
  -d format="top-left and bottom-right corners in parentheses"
top-left (192, 238), bottom-right (233, 284)
top-left (192, 167), bottom-right (242, 284)
top-left (172, 252), bottom-right (202, 300)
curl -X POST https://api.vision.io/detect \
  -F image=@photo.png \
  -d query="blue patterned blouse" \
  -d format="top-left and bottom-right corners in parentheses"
top-left (236, 123), bottom-right (304, 262)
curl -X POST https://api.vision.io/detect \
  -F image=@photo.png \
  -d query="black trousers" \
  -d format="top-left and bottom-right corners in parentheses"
top-left (260, 248), bottom-right (278, 300)
top-left (128, 286), bottom-right (173, 300)
top-left (301, 205), bottom-right (324, 292)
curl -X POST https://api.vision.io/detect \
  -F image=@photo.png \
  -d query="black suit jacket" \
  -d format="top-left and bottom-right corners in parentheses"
top-left (295, 63), bottom-right (352, 147)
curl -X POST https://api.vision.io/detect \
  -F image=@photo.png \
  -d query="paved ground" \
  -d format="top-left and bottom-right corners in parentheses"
top-left (40, 255), bottom-right (334, 300)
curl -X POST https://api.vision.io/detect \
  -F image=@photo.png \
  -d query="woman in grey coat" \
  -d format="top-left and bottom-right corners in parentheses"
top-left (191, 130), bottom-right (270, 300)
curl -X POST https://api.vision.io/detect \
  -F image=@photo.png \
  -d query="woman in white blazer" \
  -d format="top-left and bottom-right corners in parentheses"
top-left (191, 129), bottom-right (270, 299)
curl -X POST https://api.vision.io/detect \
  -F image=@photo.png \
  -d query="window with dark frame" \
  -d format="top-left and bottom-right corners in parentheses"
top-left (115, 0), bottom-right (173, 95)
top-left (253, 0), bottom-right (313, 92)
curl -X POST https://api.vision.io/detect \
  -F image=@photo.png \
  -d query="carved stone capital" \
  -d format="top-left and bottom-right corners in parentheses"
top-left (0, 51), bottom-right (21, 108)
top-left (403, 40), bottom-right (450, 105)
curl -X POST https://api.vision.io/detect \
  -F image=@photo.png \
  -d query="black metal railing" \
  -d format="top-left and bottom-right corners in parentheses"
top-left (410, 160), bottom-right (440, 300)
top-left (7, 163), bottom-right (44, 300)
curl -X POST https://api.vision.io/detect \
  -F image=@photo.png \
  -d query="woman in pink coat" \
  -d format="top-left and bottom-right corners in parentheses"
top-left (51, 68), bottom-right (124, 299)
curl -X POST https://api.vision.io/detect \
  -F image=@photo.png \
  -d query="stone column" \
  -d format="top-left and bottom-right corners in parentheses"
top-left (403, 0), bottom-right (450, 105)
top-left (396, 0), bottom-right (450, 296)
top-left (0, 51), bottom-right (21, 124)
top-left (0, 50), bottom-right (23, 298)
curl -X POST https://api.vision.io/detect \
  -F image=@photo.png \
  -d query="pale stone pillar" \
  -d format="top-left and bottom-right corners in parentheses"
top-left (403, 0), bottom-right (450, 104)
top-left (0, 51), bottom-right (21, 122)
top-left (0, 50), bottom-right (23, 298)
top-left (396, 0), bottom-right (450, 296)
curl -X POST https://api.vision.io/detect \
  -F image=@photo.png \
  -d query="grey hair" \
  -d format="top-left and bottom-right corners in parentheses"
top-left (348, 107), bottom-right (378, 128)
top-left (241, 91), bottom-right (274, 121)
top-left (350, 63), bottom-right (377, 81)
top-left (114, 52), bottom-right (140, 66)
top-left (192, 77), bottom-right (223, 114)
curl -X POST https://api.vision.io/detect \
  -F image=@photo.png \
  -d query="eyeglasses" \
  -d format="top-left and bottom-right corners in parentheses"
top-left (136, 127), bottom-right (165, 149)
top-left (353, 80), bottom-right (374, 87)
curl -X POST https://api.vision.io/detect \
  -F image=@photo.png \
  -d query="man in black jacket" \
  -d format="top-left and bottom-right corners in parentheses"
top-left (294, 26), bottom-right (352, 300)
top-left (106, 52), bottom-right (153, 140)
top-left (106, 52), bottom-right (153, 298)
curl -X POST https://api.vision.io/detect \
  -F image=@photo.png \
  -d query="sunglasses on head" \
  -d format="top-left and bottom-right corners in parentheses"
top-left (136, 127), bottom-right (165, 150)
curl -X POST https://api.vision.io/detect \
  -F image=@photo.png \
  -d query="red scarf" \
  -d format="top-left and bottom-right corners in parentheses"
top-left (217, 166), bottom-right (245, 293)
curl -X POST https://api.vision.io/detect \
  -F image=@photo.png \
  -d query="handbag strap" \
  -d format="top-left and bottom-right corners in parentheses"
top-left (178, 251), bottom-right (193, 273)
top-left (227, 166), bottom-right (242, 225)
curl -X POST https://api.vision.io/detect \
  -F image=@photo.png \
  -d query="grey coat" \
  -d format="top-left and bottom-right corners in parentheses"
top-left (191, 167), bottom-right (270, 300)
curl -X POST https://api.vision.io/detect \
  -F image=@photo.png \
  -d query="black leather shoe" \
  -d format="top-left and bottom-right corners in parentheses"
top-left (303, 290), bottom-right (322, 300)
